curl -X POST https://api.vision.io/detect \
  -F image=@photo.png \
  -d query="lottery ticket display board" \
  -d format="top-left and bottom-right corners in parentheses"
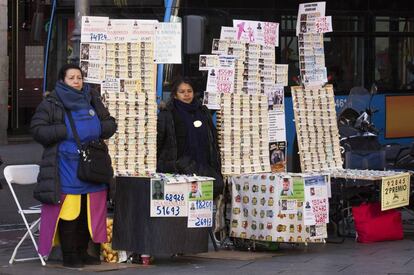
top-left (230, 173), bottom-right (329, 243)
top-left (216, 93), bottom-right (271, 175)
top-left (291, 85), bottom-right (342, 172)
top-left (80, 17), bottom-right (182, 176)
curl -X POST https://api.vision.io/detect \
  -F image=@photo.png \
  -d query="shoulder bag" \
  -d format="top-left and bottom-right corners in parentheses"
top-left (66, 110), bottom-right (114, 184)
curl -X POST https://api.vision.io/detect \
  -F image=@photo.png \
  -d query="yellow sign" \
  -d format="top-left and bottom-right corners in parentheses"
top-left (381, 173), bottom-right (410, 211)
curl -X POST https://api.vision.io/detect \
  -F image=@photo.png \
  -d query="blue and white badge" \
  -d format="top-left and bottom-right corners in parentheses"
top-left (89, 109), bottom-right (95, 116)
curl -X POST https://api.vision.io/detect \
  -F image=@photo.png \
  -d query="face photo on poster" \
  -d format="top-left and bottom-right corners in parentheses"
top-left (151, 179), bottom-right (164, 200)
top-left (189, 181), bottom-right (203, 199)
top-left (280, 177), bottom-right (294, 197)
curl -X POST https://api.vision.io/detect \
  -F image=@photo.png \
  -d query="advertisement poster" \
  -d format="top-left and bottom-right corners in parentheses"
top-left (81, 16), bottom-right (109, 43)
top-left (233, 19), bottom-right (279, 47)
top-left (80, 43), bottom-right (106, 61)
top-left (381, 173), bottom-right (411, 210)
top-left (296, 2), bottom-right (326, 35)
top-left (150, 179), bottom-right (188, 217)
top-left (106, 19), bottom-right (134, 42)
top-left (199, 55), bottom-right (219, 71)
top-left (206, 67), bottom-right (235, 93)
top-left (101, 78), bottom-right (120, 94)
top-left (268, 111), bottom-right (286, 142)
top-left (188, 181), bottom-right (214, 228)
top-left (230, 174), bottom-right (326, 243)
top-left (303, 175), bottom-right (329, 225)
top-left (269, 141), bottom-right (286, 173)
top-left (80, 60), bottom-right (105, 84)
top-left (131, 20), bottom-right (157, 42)
top-left (202, 91), bottom-right (221, 110)
top-left (154, 22), bottom-right (182, 64)
top-left (211, 39), bottom-right (229, 55)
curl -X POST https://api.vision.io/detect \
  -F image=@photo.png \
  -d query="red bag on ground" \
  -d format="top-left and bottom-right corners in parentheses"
top-left (352, 202), bottom-right (403, 243)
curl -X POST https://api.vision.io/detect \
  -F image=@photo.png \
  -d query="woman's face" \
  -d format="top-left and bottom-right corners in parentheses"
top-left (64, 69), bottom-right (83, 91)
top-left (175, 83), bottom-right (194, 104)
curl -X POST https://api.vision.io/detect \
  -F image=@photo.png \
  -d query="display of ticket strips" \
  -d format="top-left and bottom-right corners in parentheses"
top-left (216, 93), bottom-right (271, 175)
top-left (291, 85), bottom-right (342, 172)
top-left (102, 42), bottom-right (157, 176)
top-left (296, 2), bottom-right (331, 88)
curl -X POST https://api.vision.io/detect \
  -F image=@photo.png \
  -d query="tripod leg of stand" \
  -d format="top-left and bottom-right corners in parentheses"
top-left (208, 228), bottom-right (218, 251)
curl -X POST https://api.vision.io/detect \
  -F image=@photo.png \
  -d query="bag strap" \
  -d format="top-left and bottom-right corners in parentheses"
top-left (65, 110), bottom-right (83, 152)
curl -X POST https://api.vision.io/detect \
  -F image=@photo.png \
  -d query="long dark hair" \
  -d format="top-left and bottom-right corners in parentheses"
top-left (169, 76), bottom-right (198, 101)
top-left (57, 63), bottom-right (84, 81)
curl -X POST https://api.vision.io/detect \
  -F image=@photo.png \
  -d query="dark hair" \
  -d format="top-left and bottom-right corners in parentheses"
top-left (58, 63), bottom-right (84, 81)
top-left (169, 76), bottom-right (197, 100)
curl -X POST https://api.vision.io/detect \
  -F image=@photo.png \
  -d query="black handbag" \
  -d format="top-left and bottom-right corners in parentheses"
top-left (66, 110), bottom-right (114, 184)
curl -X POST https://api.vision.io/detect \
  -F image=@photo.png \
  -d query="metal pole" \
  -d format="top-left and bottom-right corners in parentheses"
top-left (70, 0), bottom-right (89, 65)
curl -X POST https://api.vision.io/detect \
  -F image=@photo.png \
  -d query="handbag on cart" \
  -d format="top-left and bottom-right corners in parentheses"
top-left (352, 202), bottom-right (403, 243)
top-left (66, 110), bottom-right (114, 184)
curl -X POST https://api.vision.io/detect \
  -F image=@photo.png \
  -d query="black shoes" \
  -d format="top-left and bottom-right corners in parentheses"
top-left (62, 253), bottom-right (84, 268)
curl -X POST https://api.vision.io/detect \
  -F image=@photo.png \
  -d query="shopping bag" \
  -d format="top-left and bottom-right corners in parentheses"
top-left (352, 202), bottom-right (403, 243)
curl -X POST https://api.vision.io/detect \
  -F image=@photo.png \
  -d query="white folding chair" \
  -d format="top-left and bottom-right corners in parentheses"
top-left (4, 164), bottom-right (46, 266)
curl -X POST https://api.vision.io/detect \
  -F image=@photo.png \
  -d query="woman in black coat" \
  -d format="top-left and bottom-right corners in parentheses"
top-left (157, 77), bottom-right (223, 198)
top-left (31, 64), bottom-right (116, 268)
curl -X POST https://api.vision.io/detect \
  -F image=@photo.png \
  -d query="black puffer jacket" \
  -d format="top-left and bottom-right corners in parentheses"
top-left (30, 89), bottom-right (117, 204)
top-left (157, 100), bottom-right (224, 197)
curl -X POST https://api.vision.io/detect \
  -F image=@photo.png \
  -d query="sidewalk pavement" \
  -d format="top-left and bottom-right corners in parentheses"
top-left (1, 232), bottom-right (414, 275)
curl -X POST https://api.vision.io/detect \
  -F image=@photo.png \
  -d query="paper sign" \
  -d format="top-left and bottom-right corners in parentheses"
top-left (199, 55), bottom-right (219, 71)
top-left (80, 43), bottom-right (106, 61)
top-left (211, 39), bottom-right (229, 55)
top-left (315, 16), bottom-right (333, 33)
top-left (150, 179), bottom-right (188, 217)
top-left (203, 91), bottom-right (221, 110)
top-left (233, 19), bottom-right (279, 47)
top-left (303, 175), bottom-right (329, 225)
top-left (220, 26), bottom-right (238, 40)
top-left (81, 16), bottom-right (109, 43)
top-left (131, 20), bottom-right (157, 42)
top-left (207, 67), bottom-right (235, 93)
top-left (187, 181), bottom-right (214, 228)
top-left (80, 60), bottom-right (105, 84)
top-left (296, 1), bottom-right (326, 35)
top-left (381, 173), bottom-right (411, 210)
top-left (154, 22), bottom-right (182, 64)
top-left (101, 78), bottom-right (120, 94)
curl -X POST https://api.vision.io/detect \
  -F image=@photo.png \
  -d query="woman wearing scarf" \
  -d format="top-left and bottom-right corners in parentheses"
top-left (157, 77), bottom-right (224, 198)
top-left (31, 64), bottom-right (116, 268)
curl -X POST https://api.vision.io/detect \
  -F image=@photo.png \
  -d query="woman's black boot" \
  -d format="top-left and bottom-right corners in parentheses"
top-left (59, 220), bottom-right (84, 268)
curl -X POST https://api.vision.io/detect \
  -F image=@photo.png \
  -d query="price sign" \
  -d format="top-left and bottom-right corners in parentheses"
top-left (381, 173), bottom-right (410, 210)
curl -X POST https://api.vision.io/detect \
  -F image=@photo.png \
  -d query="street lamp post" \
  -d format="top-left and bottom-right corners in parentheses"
top-left (70, 0), bottom-right (89, 65)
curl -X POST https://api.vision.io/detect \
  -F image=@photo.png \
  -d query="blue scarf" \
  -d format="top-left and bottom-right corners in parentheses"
top-left (173, 98), bottom-right (209, 168)
top-left (55, 81), bottom-right (91, 111)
